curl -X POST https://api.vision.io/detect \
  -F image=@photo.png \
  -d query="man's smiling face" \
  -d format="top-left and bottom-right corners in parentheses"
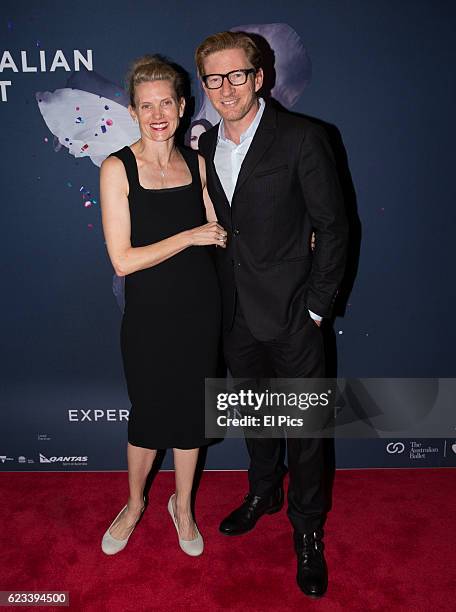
top-left (202, 47), bottom-right (263, 126)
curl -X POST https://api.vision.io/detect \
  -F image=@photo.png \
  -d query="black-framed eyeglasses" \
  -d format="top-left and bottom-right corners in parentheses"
top-left (201, 68), bottom-right (257, 89)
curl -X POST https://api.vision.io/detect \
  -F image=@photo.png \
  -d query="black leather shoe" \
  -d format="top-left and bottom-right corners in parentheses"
top-left (295, 529), bottom-right (328, 598)
top-left (219, 487), bottom-right (284, 536)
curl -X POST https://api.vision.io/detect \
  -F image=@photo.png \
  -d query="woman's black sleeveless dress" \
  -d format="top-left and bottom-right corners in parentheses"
top-left (109, 145), bottom-right (221, 449)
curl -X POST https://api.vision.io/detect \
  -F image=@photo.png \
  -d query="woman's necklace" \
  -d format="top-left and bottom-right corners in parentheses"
top-left (156, 148), bottom-right (176, 188)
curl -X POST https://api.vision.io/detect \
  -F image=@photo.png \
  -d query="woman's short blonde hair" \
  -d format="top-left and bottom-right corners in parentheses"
top-left (195, 31), bottom-right (262, 76)
top-left (126, 54), bottom-right (185, 107)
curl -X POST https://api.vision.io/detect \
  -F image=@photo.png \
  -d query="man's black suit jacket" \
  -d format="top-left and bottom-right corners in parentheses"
top-left (198, 102), bottom-right (349, 341)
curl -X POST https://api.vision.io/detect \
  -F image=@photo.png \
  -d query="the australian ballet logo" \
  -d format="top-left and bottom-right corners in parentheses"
top-left (409, 441), bottom-right (439, 460)
top-left (386, 442), bottom-right (405, 454)
top-left (386, 441), bottom-right (439, 460)
top-left (0, 48), bottom-right (93, 101)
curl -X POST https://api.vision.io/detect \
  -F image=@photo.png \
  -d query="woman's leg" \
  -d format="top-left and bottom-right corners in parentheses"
top-left (109, 442), bottom-right (156, 539)
top-left (172, 448), bottom-right (200, 540)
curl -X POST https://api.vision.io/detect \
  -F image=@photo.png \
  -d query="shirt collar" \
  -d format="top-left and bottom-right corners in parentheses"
top-left (218, 97), bottom-right (265, 145)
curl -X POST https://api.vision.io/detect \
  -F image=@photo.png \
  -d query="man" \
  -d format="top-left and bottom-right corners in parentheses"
top-left (195, 31), bottom-right (348, 598)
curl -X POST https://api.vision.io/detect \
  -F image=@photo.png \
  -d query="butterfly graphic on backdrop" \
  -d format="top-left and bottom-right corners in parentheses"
top-left (36, 73), bottom-right (140, 167)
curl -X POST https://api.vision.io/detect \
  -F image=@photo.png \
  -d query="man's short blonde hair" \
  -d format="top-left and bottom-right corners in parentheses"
top-left (195, 31), bottom-right (262, 76)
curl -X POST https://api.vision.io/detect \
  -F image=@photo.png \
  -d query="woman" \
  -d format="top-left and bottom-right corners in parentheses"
top-left (99, 55), bottom-right (225, 557)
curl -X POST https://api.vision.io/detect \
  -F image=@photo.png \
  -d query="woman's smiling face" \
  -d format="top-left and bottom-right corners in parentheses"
top-left (130, 79), bottom-right (184, 143)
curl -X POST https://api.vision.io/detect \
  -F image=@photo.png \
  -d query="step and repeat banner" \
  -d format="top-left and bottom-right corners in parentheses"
top-left (1, 1), bottom-right (455, 471)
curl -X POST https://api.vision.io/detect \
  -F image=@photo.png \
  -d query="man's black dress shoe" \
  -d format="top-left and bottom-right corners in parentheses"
top-left (219, 487), bottom-right (284, 535)
top-left (295, 529), bottom-right (328, 598)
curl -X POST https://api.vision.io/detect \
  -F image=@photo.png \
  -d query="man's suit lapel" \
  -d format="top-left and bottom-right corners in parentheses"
top-left (232, 103), bottom-right (277, 199)
top-left (203, 103), bottom-right (277, 212)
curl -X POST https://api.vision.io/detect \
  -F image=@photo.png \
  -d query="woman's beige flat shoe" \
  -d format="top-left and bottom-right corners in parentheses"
top-left (101, 501), bottom-right (145, 555)
top-left (168, 494), bottom-right (204, 557)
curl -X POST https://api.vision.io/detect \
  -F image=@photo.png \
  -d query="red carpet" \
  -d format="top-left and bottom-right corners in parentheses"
top-left (1, 469), bottom-right (455, 611)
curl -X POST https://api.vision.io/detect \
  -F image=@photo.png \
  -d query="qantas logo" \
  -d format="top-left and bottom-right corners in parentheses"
top-left (39, 453), bottom-right (88, 463)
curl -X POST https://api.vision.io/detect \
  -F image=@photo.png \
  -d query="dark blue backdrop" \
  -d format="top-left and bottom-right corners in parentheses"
top-left (1, 0), bottom-right (455, 471)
